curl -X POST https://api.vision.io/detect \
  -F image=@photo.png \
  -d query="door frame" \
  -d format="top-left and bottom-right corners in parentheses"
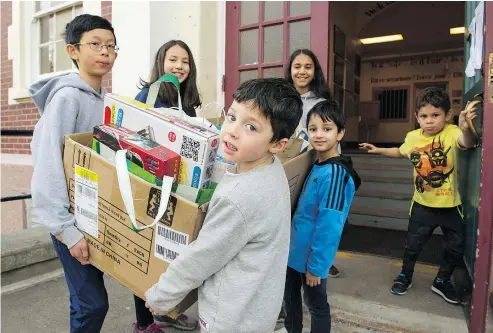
top-left (470, 2), bottom-right (493, 332)
top-left (224, 1), bottom-right (330, 109)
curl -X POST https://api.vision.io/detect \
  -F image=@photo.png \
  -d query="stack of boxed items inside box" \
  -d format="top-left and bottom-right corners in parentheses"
top-left (62, 92), bottom-right (314, 317)
top-left (95, 94), bottom-right (225, 205)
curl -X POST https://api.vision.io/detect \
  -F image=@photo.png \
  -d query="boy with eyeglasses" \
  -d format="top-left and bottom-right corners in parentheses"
top-left (29, 14), bottom-right (118, 332)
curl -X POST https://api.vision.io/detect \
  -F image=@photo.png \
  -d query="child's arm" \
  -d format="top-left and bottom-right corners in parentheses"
top-left (457, 105), bottom-right (479, 148)
top-left (31, 91), bottom-right (85, 251)
top-left (306, 165), bottom-right (350, 279)
top-left (145, 196), bottom-right (249, 314)
top-left (359, 143), bottom-right (404, 158)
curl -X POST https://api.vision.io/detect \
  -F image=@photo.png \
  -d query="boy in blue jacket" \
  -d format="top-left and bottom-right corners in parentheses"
top-left (284, 100), bottom-right (361, 333)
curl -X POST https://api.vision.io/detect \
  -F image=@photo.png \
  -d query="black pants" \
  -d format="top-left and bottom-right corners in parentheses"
top-left (134, 295), bottom-right (154, 328)
top-left (402, 202), bottom-right (465, 280)
top-left (283, 267), bottom-right (331, 333)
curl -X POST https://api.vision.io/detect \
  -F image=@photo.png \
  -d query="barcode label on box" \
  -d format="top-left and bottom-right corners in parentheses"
top-left (154, 224), bottom-right (189, 263)
top-left (155, 244), bottom-right (178, 262)
top-left (76, 184), bottom-right (97, 200)
top-left (74, 166), bottom-right (99, 238)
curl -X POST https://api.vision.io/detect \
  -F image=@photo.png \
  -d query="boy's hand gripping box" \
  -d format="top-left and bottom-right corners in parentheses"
top-left (103, 94), bottom-right (220, 189)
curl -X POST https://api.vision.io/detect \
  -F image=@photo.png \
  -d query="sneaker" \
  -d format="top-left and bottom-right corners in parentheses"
top-left (154, 314), bottom-right (198, 331)
top-left (431, 278), bottom-right (460, 304)
top-left (133, 322), bottom-right (166, 333)
top-left (391, 273), bottom-right (412, 295)
top-left (329, 265), bottom-right (340, 278)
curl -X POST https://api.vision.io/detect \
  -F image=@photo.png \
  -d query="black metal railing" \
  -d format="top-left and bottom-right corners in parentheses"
top-left (1, 194), bottom-right (32, 202)
top-left (1, 129), bottom-right (34, 136)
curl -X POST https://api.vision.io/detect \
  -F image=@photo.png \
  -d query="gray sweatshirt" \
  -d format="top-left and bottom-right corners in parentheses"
top-left (29, 73), bottom-right (106, 248)
top-left (300, 91), bottom-right (325, 128)
top-left (146, 157), bottom-right (291, 333)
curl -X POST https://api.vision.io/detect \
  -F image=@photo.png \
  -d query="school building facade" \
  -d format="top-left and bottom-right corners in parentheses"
top-left (1, 1), bottom-right (492, 332)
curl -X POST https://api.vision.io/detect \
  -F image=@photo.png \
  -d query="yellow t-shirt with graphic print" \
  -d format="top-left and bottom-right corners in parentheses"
top-left (399, 124), bottom-right (463, 208)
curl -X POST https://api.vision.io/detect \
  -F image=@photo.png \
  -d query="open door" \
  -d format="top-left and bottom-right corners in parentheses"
top-left (460, 2), bottom-right (493, 332)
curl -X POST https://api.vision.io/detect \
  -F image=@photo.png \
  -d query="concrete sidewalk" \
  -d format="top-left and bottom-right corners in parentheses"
top-left (1, 274), bottom-right (380, 333)
top-left (1, 249), bottom-right (468, 333)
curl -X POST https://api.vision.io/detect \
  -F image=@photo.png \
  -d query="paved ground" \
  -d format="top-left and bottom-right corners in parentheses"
top-left (1, 274), bottom-right (380, 333)
top-left (1, 252), bottom-right (468, 333)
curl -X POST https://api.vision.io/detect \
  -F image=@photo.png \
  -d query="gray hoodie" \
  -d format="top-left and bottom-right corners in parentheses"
top-left (300, 91), bottom-right (325, 128)
top-left (29, 73), bottom-right (106, 249)
top-left (146, 157), bottom-right (291, 333)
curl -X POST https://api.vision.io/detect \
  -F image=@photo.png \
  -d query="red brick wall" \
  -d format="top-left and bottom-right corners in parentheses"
top-left (1, 1), bottom-right (113, 155)
top-left (1, 1), bottom-right (37, 155)
top-left (101, 1), bottom-right (113, 93)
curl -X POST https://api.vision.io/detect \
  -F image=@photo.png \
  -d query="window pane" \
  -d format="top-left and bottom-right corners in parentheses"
top-left (36, 1), bottom-right (66, 12)
top-left (241, 1), bottom-right (259, 25)
top-left (239, 70), bottom-right (258, 84)
top-left (55, 41), bottom-right (73, 71)
top-left (40, 14), bottom-right (54, 44)
top-left (289, 20), bottom-right (310, 54)
top-left (263, 25), bottom-right (283, 63)
top-left (264, 1), bottom-right (283, 21)
top-left (240, 29), bottom-right (258, 65)
top-left (263, 67), bottom-right (284, 79)
top-left (289, 1), bottom-right (310, 16)
top-left (378, 89), bottom-right (408, 120)
top-left (55, 7), bottom-right (73, 40)
top-left (40, 45), bottom-right (54, 74)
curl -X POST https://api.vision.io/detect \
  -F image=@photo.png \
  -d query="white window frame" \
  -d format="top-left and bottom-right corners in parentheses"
top-left (8, 1), bottom-right (102, 104)
top-left (33, 1), bottom-right (83, 81)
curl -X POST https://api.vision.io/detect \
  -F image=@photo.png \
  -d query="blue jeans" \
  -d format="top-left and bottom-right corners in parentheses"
top-left (51, 235), bottom-right (109, 333)
top-left (284, 266), bottom-right (331, 333)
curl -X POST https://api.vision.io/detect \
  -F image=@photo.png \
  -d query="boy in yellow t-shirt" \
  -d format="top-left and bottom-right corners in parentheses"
top-left (359, 87), bottom-right (478, 305)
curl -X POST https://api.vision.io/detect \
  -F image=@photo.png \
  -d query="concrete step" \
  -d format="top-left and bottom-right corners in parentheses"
top-left (357, 186), bottom-right (414, 201)
top-left (359, 173), bottom-right (414, 184)
top-left (348, 213), bottom-right (409, 231)
top-left (358, 180), bottom-right (414, 196)
top-left (348, 213), bottom-right (443, 235)
top-left (347, 154), bottom-right (411, 167)
top-left (352, 161), bottom-right (412, 172)
top-left (358, 168), bottom-right (413, 183)
top-left (1, 226), bottom-right (56, 272)
top-left (1, 226), bottom-right (62, 295)
top-left (351, 196), bottom-right (410, 218)
top-left (350, 205), bottom-right (408, 219)
top-left (1, 258), bottom-right (63, 295)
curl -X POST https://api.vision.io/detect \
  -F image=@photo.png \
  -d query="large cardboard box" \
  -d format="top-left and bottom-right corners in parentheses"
top-left (103, 94), bottom-right (220, 189)
top-left (62, 132), bottom-right (315, 316)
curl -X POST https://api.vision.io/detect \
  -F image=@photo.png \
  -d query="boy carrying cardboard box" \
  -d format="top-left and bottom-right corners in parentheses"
top-left (145, 78), bottom-right (303, 333)
top-left (29, 14), bottom-right (118, 332)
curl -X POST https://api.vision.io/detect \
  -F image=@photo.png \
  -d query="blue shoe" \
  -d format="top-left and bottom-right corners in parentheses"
top-left (391, 273), bottom-right (412, 295)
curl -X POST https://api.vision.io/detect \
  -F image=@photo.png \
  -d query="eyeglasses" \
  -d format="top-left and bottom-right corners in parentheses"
top-left (75, 42), bottom-right (119, 53)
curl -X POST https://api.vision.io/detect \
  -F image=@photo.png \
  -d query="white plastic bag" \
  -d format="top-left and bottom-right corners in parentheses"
top-left (115, 150), bottom-right (174, 232)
